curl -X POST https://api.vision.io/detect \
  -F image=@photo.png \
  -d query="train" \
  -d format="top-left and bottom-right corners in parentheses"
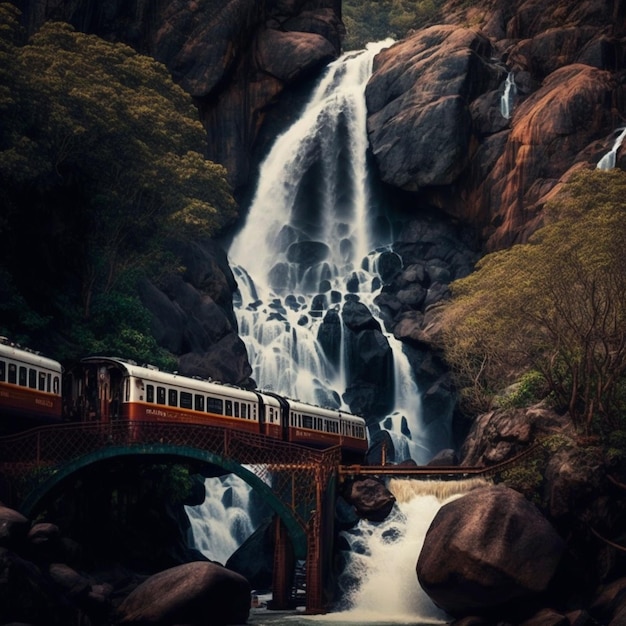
top-left (0, 337), bottom-right (368, 460)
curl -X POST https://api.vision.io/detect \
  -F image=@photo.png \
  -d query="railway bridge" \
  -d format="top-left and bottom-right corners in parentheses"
top-left (0, 420), bottom-right (343, 613)
top-left (0, 421), bottom-right (537, 613)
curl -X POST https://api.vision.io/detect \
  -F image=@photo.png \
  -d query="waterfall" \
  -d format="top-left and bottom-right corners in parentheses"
top-left (332, 479), bottom-right (490, 623)
top-left (597, 127), bottom-right (626, 170)
top-left (500, 72), bottom-right (516, 119)
top-left (188, 39), bottom-right (460, 614)
top-left (185, 475), bottom-right (256, 564)
top-left (229, 38), bottom-right (441, 464)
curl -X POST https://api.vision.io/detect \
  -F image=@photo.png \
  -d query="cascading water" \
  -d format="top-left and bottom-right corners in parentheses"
top-left (597, 127), bottom-right (626, 170)
top-left (332, 479), bottom-right (490, 624)
top-left (185, 474), bottom-right (257, 564)
top-left (229, 38), bottom-right (438, 465)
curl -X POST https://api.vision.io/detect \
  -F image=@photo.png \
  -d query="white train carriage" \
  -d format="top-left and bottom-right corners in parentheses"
top-left (0, 337), bottom-right (63, 428)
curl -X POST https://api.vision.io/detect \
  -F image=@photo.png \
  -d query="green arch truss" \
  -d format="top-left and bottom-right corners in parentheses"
top-left (19, 443), bottom-right (308, 558)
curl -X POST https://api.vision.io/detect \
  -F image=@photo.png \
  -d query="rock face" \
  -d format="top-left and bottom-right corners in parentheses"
top-left (366, 0), bottom-right (626, 251)
top-left (19, 0), bottom-right (344, 191)
top-left (138, 238), bottom-right (254, 386)
top-left (416, 484), bottom-right (566, 617)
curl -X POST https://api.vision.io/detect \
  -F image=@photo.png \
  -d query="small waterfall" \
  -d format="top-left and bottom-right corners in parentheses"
top-left (500, 71), bottom-right (516, 119)
top-left (335, 479), bottom-right (490, 622)
top-left (185, 475), bottom-right (256, 564)
top-left (597, 127), bottom-right (626, 170)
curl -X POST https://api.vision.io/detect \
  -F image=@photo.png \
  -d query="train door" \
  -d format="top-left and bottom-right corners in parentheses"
top-left (97, 366), bottom-right (111, 422)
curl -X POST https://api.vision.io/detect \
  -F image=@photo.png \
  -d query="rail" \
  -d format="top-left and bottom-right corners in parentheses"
top-left (338, 439), bottom-right (546, 482)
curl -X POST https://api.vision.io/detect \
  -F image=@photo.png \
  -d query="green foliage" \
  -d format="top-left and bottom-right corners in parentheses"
top-left (0, 11), bottom-right (238, 364)
top-left (342, 0), bottom-right (443, 49)
top-left (498, 370), bottom-right (549, 409)
top-left (499, 460), bottom-right (543, 503)
top-left (137, 464), bottom-right (194, 505)
top-left (606, 430), bottom-right (626, 466)
top-left (441, 169), bottom-right (626, 435)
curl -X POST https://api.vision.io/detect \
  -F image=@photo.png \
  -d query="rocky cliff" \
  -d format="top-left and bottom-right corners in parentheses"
top-left (20, 0), bottom-right (626, 251)
top-left (20, 0), bottom-right (344, 191)
top-left (366, 0), bottom-right (626, 251)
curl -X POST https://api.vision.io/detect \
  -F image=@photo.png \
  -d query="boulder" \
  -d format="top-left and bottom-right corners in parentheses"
top-left (366, 26), bottom-right (502, 192)
top-left (0, 504), bottom-right (30, 549)
top-left (341, 478), bottom-right (396, 522)
top-left (116, 561), bottom-right (250, 626)
top-left (417, 485), bottom-right (566, 616)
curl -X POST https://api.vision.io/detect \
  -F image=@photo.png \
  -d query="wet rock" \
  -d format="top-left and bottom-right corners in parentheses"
top-left (342, 477), bottom-right (396, 522)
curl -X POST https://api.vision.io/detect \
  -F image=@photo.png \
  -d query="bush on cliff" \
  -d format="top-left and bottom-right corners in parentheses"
top-left (441, 169), bottom-right (626, 437)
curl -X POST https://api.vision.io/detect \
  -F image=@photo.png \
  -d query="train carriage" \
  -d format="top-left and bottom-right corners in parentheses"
top-left (0, 337), bottom-right (63, 432)
top-left (74, 357), bottom-right (265, 434)
top-left (1, 343), bottom-right (368, 461)
top-left (262, 394), bottom-right (368, 461)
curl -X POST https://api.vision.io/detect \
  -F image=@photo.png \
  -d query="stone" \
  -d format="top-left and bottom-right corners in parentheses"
top-left (116, 561), bottom-right (250, 625)
top-left (417, 485), bottom-right (566, 616)
top-left (342, 478), bottom-right (396, 522)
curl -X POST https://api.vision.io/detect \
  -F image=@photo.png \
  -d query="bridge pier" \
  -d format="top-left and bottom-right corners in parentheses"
top-left (269, 515), bottom-right (294, 609)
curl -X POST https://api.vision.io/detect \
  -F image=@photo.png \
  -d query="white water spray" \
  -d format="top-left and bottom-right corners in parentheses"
top-left (331, 479), bottom-right (490, 623)
top-left (597, 127), bottom-right (626, 170)
top-left (185, 475), bottom-right (255, 564)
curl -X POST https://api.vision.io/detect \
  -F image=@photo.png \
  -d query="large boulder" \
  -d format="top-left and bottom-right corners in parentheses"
top-left (0, 504), bottom-right (30, 549)
top-left (365, 26), bottom-right (503, 192)
top-left (116, 561), bottom-right (251, 626)
top-left (416, 485), bottom-right (566, 616)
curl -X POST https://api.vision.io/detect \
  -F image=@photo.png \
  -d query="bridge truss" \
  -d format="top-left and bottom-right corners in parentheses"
top-left (0, 420), bottom-right (341, 613)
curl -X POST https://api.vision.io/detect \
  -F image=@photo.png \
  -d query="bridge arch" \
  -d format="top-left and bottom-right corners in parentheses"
top-left (20, 442), bottom-right (308, 558)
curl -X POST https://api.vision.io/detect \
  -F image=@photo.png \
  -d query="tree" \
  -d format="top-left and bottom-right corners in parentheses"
top-left (441, 169), bottom-right (626, 435)
top-left (0, 14), bottom-right (238, 364)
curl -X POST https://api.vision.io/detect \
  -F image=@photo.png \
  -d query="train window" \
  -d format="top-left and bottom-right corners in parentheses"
top-left (146, 385), bottom-right (154, 403)
top-left (28, 368), bottom-right (37, 389)
top-left (38, 372), bottom-right (46, 391)
top-left (241, 403), bottom-right (247, 419)
top-left (195, 394), bottom-right (204, 412)
top-left (8, 363), bottom-right (16, 384)
top-left (303, 415), bottom-right (312, 429)
top-left (180, 391), bottom-right (192, 409)
top-left (157, 387), bottom-right (166, 404)
top-left (0, 360), bottom-right (4, 382)
top-left (225, 400), bottom-right (233, 416)
top-left (18, 366), bottom-right (27, 386)
top-left (207, 397), bottom-right (223, 415)
top-left (46, 373), bottom-right (51, 392)
top-left (168, 389), bottom-right (178, 407)
top-left (53, 376), bottom-right (60, 395)
top-left (234, 402), bottom-right (239, 418)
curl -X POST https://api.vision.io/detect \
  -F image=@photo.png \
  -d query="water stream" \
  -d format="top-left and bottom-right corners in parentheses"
top-left (597, 127), bottom-right (626, 170)
top-left (188, 40), bottom-right (459, 622)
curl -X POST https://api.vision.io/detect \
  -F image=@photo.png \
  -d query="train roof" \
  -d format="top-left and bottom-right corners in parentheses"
top-left (80, 356), bottom-right (263, 402)
top-left (0, 338), bottom-right (63, 373)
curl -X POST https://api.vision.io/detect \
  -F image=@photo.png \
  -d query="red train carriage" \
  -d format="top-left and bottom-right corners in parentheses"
top-left (71, 357), bottom-right (267, 435)
top-left (0, 337), bottom-right (63, 432)
top-left (70, 357), bottom-right (368, 460)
